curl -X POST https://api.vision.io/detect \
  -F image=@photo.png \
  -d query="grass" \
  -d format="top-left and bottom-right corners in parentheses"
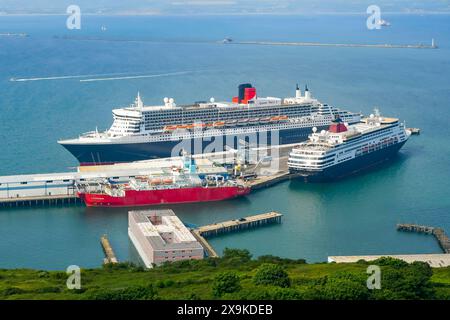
top-left (1, 252), bottom-right (449, 300)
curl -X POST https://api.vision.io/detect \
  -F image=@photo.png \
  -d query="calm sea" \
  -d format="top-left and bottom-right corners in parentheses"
top-left (0, 14), bottom-right (449, 269)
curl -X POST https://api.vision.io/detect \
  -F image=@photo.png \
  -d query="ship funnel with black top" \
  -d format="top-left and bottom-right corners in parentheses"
top-left (304, 84), bottom-right (311, 100)
top-left (295, 83), bottom-right (302, 98)
top-left (233, 83), bottom-right (257, 104)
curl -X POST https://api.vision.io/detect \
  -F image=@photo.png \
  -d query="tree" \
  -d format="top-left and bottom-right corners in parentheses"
top-left (371, 261), bottom-right (435, 300)
top-left (212, 271), bottom-right (242, 297)
top-left (371, 257), bottom-right (409, 268)
top-left (223, 248), bottom-right (252, 262)
top-left (321, 273), bottom-right (369, 300)
top-left (253, 263), bottom-right (291, 288)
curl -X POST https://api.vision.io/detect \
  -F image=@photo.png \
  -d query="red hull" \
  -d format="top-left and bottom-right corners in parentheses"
top-left (78, 186), bottom-right (250, 207)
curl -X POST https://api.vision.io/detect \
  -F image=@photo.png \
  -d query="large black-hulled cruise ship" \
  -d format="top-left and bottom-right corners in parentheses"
top-left (58, 84), bottom-right (361, 165)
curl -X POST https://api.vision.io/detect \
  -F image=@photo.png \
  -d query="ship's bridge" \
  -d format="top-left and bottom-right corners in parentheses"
top-left (108, 93), bottom-right (145, 136)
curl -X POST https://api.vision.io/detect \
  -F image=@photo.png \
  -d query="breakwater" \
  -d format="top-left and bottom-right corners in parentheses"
top-left (227, 40), bottom-right (438, 49)
top-left (397, 224), bottom-right (450, 254)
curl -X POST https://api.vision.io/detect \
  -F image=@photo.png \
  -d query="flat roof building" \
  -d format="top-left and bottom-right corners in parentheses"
top-left (128, 209), bottom-right (204, 268)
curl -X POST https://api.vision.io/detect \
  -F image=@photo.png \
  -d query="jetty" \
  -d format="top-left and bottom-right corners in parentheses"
top-left (0, 194), bottom-right (81, 208)
top-left (191, 230), bottom-right (219, 258)
top-left (397, 224), bottom-right (450, 253)
top-left (100, 235), bottom-right (118, 264)
top-left (328, 224), bottom-right (450, 268)
top-left (192, 212), bottom-right (283, 257)
top-left (0, 155), bottom-right (227, 209)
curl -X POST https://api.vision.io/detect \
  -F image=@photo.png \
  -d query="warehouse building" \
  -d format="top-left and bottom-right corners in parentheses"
top-left (128, 209), bottom-right (204, 268)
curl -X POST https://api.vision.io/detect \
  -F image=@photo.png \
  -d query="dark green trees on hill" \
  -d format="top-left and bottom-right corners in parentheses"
top-left (253, 263), bottom-right (291, 288)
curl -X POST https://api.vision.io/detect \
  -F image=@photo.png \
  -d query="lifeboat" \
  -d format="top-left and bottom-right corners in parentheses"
top-left (270, 116), bottom-right (281, 122)
top-left (193, 123), bottom-right (206, 129)
top-left (151, 178), bottom-right (162, 185)
top-left (205, 123), bottom-right (214, 128)
top-left (260, 117), bottom-right (271, 123)
top-left (249, 118), bottom-right (260, 124)
top-left (186, 124), bottom-right (195, 130)
top-left (225, 119), bottom-right (238, 127)
top-left (164, 125), bottom-right (178, 131)
top-left (213, 121), bottom-right (225, 127)
top-left (177, 124), bottom-right (189, 129)
top-left (163, 178), bottom-right (173, 184)
top-left (237, 119), bottom-right (249, 126)
top-left (279, 115), bottom-right (288, 121)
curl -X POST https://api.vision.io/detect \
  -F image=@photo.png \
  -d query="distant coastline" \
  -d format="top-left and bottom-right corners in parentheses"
top-left (1, 11), bottom-right (450, 17)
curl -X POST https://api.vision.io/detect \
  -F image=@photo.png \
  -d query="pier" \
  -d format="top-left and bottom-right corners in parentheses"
top-left (328, 224), bottom-right (450, 268)
top-left (0, 155), bottom-right (227, 209)
top-left (0, 194), bottom-right (81, 208)
top-left (191, 230), bottom-right (219, 258)
top-left (100, 235), bottom-right (118, 264)
top-left (397, 224), bottom-right (450, 253)
top-left (191, 212), bottom-right (283, 258)
top-left (195, 212), bottom-right (283, 238)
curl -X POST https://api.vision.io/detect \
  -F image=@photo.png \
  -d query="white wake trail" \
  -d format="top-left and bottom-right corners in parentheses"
top-left (79, 71), bottom-right (191, 82)
top-left (9, 72), bottom-right (131, 82)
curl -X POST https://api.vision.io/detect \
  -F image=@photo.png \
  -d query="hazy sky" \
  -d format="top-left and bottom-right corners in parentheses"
top-left (1, 0), bottom-right (449, 14)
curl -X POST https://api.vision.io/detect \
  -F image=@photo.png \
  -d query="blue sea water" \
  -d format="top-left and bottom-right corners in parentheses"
top-left (0, 14), bottom-right (449, 269)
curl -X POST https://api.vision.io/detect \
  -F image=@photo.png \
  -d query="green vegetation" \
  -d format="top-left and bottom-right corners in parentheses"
top-left (0, 249), bottom-right (449, 300)
top-left (253, 263), bottom-right (291, 288)
top-left (212, 272), bottom-right (241, 297)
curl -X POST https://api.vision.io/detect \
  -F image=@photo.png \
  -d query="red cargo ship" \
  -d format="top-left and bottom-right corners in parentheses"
top-left (77, 174), bottom-right (250, 207)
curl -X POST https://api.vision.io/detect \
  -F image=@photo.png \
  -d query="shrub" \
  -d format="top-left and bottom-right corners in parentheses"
top-left (37, 271), bottom-right (50, 278)
top-left (253, 263), bottom-right (291, 288)
top-left (257, 255), bottom-right (306, 265)
top-left (35, 286), bottom-right (62, 294)
top-left (1, 287), bottom-right (26, 296)
top-left (51, 271), bottom-right (67, 280)
top-left (371, 261), bottom-right (435, 300)
top-left (322, 273), bottom-right (369, 300)
top-left (186, 292), bottom-right (201, 300)
top-left (102, 262), bottom-right (139, 271)
top-left (222, 248), bottom-right (252, 264)
top-left (89, 284), bottom-right (158, 300)
top-left (212, 271), bottom-right (241, 297)
top-left (371, 257), bottom-right (409, 268)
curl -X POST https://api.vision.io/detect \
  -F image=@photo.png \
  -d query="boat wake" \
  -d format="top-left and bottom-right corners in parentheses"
top-left (79, 71), bottom-right (192, 82)
top-left (9, 72), bottom-right (130, 82)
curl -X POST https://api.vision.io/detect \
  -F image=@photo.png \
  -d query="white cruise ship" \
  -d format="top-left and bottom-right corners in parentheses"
top-left (58, 83), bottom-right (361, 165)
top-left (288, 110), bottom-right (411, 181)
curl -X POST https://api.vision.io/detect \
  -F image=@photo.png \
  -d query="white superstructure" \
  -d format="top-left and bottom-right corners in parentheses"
top-left (288, 110), bottom-right (410, 176)
top-left (59, 84), bottom-right (360, 142)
